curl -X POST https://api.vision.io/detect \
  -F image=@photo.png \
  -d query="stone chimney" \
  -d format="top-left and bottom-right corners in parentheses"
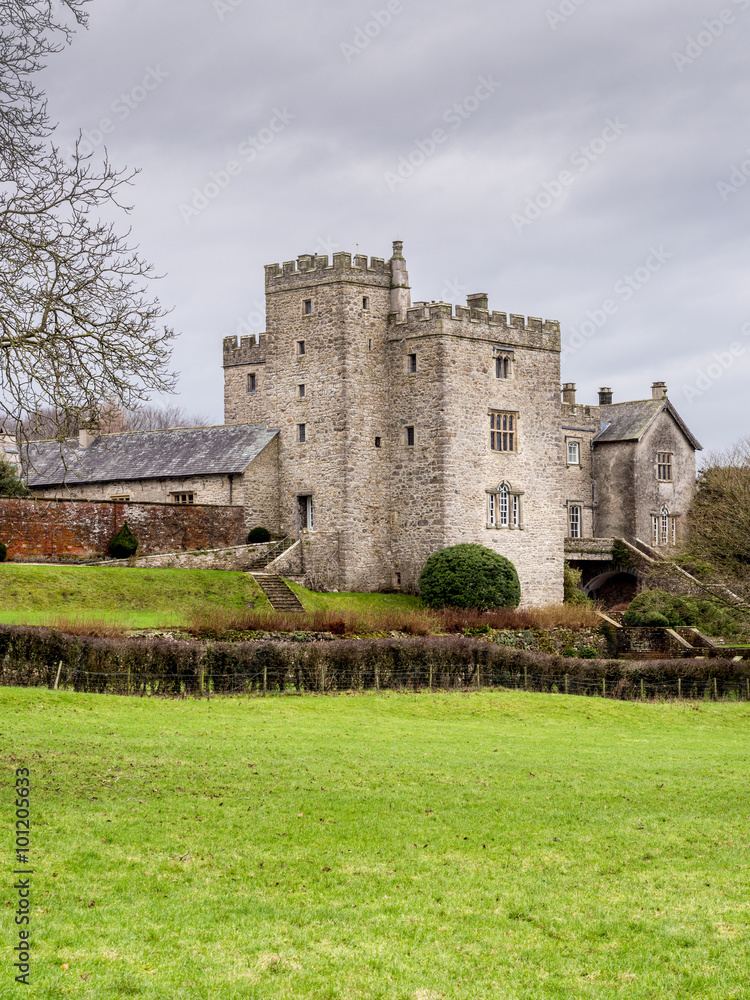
top-left (561, 382), bottom-right (576, 405)
top-left (598, 387), bottom-right (613, 405)
top-left (651, 381), bottom-right (668, 400)
top-left (78, 417), bottom-right (100, 450)
top-left (467, 293), bottom-right (489, 313)
top-left (389, 240), bottom-right (411, 316)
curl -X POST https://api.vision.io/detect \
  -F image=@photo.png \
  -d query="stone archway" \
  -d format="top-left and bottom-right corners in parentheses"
top-left (583, 569), bottom-right (640, 607)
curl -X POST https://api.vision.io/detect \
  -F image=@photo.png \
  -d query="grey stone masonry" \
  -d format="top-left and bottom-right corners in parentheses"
top-left (224, 243), bottom-right (566, 605)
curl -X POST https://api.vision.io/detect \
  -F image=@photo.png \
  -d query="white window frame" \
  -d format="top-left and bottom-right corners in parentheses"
top-left (487, 482), bottom-right (523, 530)
top-left (568, 504), bottom-right (582, 539)
top-left (567, 440), bottom-right (581, 466)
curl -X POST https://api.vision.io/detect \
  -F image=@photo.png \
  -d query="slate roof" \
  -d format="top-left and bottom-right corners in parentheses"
top-left (25, 424), bottom-right (279, 487)
top-left (594, 399), bottom-right (702, 450)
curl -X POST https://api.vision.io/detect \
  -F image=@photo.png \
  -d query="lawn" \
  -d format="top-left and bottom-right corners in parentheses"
top-left (1, 689), bottom-right (748, 998)
top-left (286, 581), bottom-right (424, 614)
top-left (0, 564), bottom-right (261, 628)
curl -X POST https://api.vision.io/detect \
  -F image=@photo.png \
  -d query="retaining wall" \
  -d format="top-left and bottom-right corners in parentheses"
top-left (0, 497), bottom-right (246, 561)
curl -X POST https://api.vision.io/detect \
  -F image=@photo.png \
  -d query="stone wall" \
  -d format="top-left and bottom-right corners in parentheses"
top-left (0, 497), bottom-right (246, 562)
top-left (561, 400), bottom-right (599, 539)
top-left (386, 304), bottom-right (565, 604)
top-left (109, 542), bottom-right (273, 572)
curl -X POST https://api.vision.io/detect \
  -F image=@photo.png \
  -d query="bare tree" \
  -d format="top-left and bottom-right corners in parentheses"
top-left (0, 1), bottom-right (176, 446)
top-left (20, 401), bottom-right (210, 439)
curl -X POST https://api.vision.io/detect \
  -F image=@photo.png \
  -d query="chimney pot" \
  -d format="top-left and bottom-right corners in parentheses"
top-left (651, 381), bottom-right (668, 400)
top-left (598, 387), bottom-right (613, 405)
top-left (467, 293), bottom-right (489, 312)
top-left (562, 382), bottom-right (576, 405)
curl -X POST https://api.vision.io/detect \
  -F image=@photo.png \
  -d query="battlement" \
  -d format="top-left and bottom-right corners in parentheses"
top-left (265, 252), bottom-right (391, 287)
top-left (222, 333), bottom-right (267, 367)
top-left (391, 301), bottom-right (560, 336)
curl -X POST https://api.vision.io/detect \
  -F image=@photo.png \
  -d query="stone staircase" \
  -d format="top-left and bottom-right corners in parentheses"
top-left (250, 573), bottom-right (304, 613)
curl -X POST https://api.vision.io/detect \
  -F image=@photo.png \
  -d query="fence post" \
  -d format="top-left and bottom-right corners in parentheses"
top-left (127, 665), bottom-right (131, 697)
top-left (602, 676), bottom-right (606, 698)
top-left (476, 663), bottom-right (481, 691)
top-left (263, 663), bottom-right (267, 695)
top-left (564, 674), bottom-right (569, 696)
top-left (429, 664), bottom-right (433, 692)
top-left (53, 661), bottom-right (63, 691)
top-left (713, 677), bottom-right (718, 701)
top-left (199, 667), bottom-right (205, 696)
top-left (747, 678), bottom-right (749, 701)
top-left (678, 677), bottom-right (682, 700)
top-left (524, 665), bottom-right (528, 690)
top-left (320, 662), bottom-right (325, 693)
top-left (375, 663), bottom-right (380, 691)
top-left (640, 679), bottom-right (645, 701)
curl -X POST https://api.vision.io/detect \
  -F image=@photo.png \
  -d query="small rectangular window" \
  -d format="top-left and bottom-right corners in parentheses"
top-left (304, 299), bottom-right (312, 315)
top-left (406, 426), bottom-right (415, 446)
top-left (362, 297), bottom-right (370, 310)
top-left (567, 441), bottom-right (580, 465)
top-left (657, 452), bottom-right (673, 481)
top-left (110, 495), bottom-right (130, 502)
top-left (375, 436), bottom-right (381, 448)
top-left (407, 353), bottom-right (417, 373)
top-left (298, 384), bottom-right (306, 398)
top-left (569, 505), bottom-right (581, 539)
top-left (490, 411), bottom-right (516, 452)
top-left (495, 356), bottom-right (510, 379)
top-left (298, 423), bottom-right (306, 443)
top-left (247, 373), bottom-right (256, 393)
top-left (297, 340), bottom-right (306, 355)
top-left (171, 492), bottom-right (194, 505)
top-left (368, 339), bottom-right (372, 351)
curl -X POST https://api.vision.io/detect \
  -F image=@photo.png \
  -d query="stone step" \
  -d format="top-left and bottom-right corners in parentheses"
top-left (250, 573), bottom-right (305, 613)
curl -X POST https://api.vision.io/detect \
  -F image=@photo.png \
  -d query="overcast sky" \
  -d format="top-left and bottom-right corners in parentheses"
top-left (41, 0), bottom-right (750, 455)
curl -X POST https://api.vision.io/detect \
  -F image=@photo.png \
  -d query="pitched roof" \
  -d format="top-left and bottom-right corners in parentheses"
top-left (26, 424), bottom-right (279, 487)
top-left (594, 399), bottom-right (702, 450)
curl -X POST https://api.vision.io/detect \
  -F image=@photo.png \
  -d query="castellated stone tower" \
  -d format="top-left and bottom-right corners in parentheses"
top-left (223, 243), bottom-right (565, 604)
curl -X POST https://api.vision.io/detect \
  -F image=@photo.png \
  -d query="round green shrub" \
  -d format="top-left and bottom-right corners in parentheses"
top-left (0, 541), bottom-right (7, 562)
top-left (247, 526), bottom-right (271, 544)
top-left (418, 543), bottom-right (521, 610)
top-left (107, 521), bottom-right (139, 559)
top-left (639, 611), bottom-right (670, 627)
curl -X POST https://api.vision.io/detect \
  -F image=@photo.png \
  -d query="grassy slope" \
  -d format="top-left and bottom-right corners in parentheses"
top-left (2, 690), bottom-right (748, 999)
top-left (0, 564), bottom-right (261, 627)
top-left (286, 581), bottom-right (424, 613)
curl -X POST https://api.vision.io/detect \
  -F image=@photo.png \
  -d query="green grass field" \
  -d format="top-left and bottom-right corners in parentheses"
top-left (286, 583), bottom-right (424, 614)
top-left (1, 689), bottom-right (748, 998)
top-left (0, 563), bottom-right (425, 629)
top-left (0, 564), bottom-right (261, 628)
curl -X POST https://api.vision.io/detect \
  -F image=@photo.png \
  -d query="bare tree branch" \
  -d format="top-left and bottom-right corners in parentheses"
top-left (0, 0), bottom-right (176, 448)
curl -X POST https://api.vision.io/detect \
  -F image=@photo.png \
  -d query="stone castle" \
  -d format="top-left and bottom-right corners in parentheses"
top-left (221, 242), bottom-right (702, 604)
top-left (27, 241), bottom-right (702, 606)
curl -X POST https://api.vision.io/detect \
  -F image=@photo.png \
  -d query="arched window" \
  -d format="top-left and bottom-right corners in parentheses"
top-left (487, 482), bottom-right (523, 529)
top-left (652, 507), bottom-right (677, 547)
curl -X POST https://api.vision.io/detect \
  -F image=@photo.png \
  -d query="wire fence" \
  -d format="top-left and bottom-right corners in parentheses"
top-left (5, 662), bottom-right (750, 703)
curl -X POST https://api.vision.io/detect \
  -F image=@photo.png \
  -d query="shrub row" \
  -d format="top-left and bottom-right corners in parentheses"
top-left (0, 626), bottom-right (748, 699)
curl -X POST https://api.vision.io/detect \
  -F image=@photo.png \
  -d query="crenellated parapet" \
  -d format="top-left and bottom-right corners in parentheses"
top-left (223, 333), bottom-right (267, 367)
top-left (388, 300), bottom-right (561, 349)
top-left (264, 252), bottom-right (392, 289)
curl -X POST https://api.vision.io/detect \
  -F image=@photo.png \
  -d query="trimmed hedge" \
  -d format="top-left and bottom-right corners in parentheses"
top-left (419, 544), bottom-right (521, 609)
top-left (0, 625), bottom-right (747, 699)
